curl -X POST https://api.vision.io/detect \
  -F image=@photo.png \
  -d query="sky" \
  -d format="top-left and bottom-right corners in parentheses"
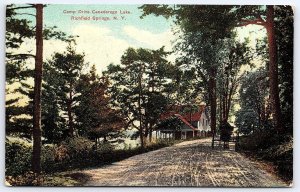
top-left (12, 4), bottom-right (266, 75)
top-left (14, 4), bottom-right (177, 74)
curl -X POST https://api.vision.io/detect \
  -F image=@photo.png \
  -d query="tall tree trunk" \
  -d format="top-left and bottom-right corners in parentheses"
top-left (266, 5), bottom-right (283, 133)
top-left (209, 67), bottom-right (217, 135)
top-left (32, 4), bottom-right (43, 174)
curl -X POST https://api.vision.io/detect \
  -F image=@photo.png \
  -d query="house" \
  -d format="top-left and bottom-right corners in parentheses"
top-left (157, 103), bottom-right (211, 140)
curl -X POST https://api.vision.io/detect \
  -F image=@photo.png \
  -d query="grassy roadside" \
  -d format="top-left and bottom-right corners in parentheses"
top-left (6, 138), bottom-right (184, 186)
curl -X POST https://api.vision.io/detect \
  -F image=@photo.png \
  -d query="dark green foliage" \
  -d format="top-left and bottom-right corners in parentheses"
top-left (42, 42), bottom-right (86, 140)
top-left (104, 47), bottom-right (172, 145)
top-left (238, 131), bottom-right (292, 181)
top-left (6, 136), bottom-right (176, 178)
top-left (235, 69), bottom-right (271, 135)
top-left (5, 138), bottom-right (32, 176)
top-left (140, 5), bottom-right (236, 39)
top-left (6, 82), bottom-right (34, 138)
top-left (6, 5), bottom-right (34, 50)
top-left (6, 4), bottom-right (68, 83)
top-left (275, 6), bottom-right (293, 134)
top-left (5, 4), bottom-right (72, 143)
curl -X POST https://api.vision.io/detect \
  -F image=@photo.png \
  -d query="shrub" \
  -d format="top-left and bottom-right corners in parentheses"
top-left (62, 136), bottom-right (94, 156)
top-left (95, 142), bottom-right (114, 153)
top-left (42, 137), bottom-right (95, 172)
top-left (238, 130), bottom-right (278, 152)
top-left (5, 138), bottom-right (32, 176)
top-left (6, 172), bottom-right (43, 186)
top-left (41, 144), bottom-right (60, 173)
top-left (263, 137), bottom-right (293, 181)
top-left (239, 131), bottom-right (293, 182)
top-left (6, 135), bottom-right (179, 180)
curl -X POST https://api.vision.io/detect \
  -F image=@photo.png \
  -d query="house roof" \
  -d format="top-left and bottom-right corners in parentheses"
top-left (174, 114), bottom-right (196, 131)
top-left (182, 112), bottom-right (202, 122)
top-left (160, 106), bottom-right (204, 122)
top-left (159, 104), bottom-right (208, 131)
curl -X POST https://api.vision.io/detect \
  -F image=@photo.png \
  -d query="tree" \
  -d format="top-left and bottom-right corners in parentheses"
top-left (43, 42), bottom-right (86, 138)
top-left (32, 3), bottom-right (43, 174)
top-left (275, 6), bottom-right (293, 135)
top-left (236, 69), bottom-right (271, 134)
top-left (6, 5), bottom-right (35, 83)
top-left (217, 36), bottom-right (251, 122)
top-left (140, 5), bottom-right (293, 133)
top-left (104, 47), bottom-right (171, 148)
top-left (42, 60), bottom-right (66, 143)
top-left (6, 4), bottom-right (69, 174)
top-left (6, 82), bottom-right (34, 139)
top-left (235, 5), bottom-right (293, 133)
top-left (6, 5), bottom-right (36, 138)
top-left (140, 5), bottom-right (238, 136)
top-left (75, 65), bottom-right (126, 146)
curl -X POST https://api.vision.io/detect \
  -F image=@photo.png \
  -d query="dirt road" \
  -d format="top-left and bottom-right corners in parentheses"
top-left (80, 138), bottom-right (288, 187)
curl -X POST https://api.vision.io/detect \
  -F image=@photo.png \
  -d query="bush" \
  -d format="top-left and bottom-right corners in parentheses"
top-left (238, 130), bottom-right (280, 152)
top-left (263, 137), bottom-right (293, 181)
top-left (95, 142), bottom-right (114, 153)
top-left (6, 136), bottom-right (179, 180)
top-left (42, 137), bottom-right (95, 172)
top-left (41, 144), bottom-right (60, 173)
top-left (238, 132), bottom-right (293, 182)
top-left (5, 138), bottom-right (32, 176)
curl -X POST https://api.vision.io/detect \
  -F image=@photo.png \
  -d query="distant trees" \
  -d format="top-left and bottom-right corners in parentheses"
top-left (104, 47), bottom-right (171, 148)
top-left (217, 37), bottom-right (251, 122)
top-left (236, 69), bottom-right (271, 134)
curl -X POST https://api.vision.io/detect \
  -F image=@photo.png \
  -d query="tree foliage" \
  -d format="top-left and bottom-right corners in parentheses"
top-left (104, 47), bottom-right (172, 147)
top-left (75, 65), bottom-right (126, 144)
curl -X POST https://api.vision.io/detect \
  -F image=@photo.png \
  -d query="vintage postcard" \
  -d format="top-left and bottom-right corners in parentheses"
top-left (5, 4), bottom-right (293, 187)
